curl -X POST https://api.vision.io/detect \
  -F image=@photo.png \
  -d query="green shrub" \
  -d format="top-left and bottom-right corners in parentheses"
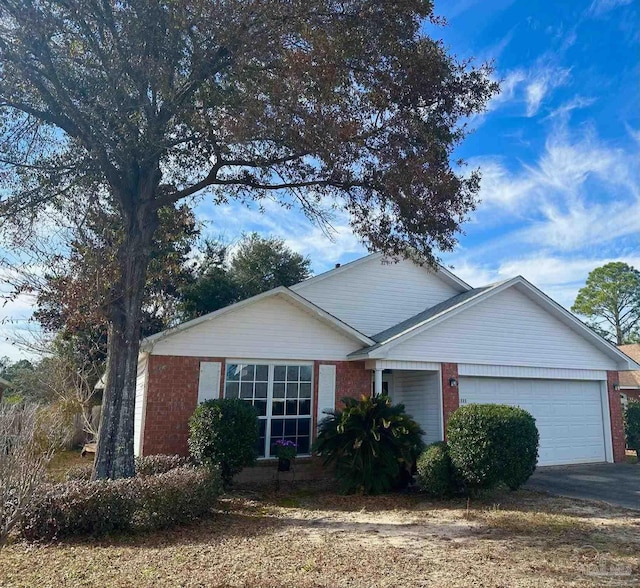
top-left (21, 466), bottom-right (220, 541)
top-left (416, 442), bottom-right (456, 498)
top-left (135, 454), bottom-right (189, 476)
top-left (314, 393), bottom-right (424, 495)
top-left (624, 401), bottom-right (640, 457)
top-left (188, 399), bottom-right (259, 486)
top-left (447, 404), bottom-right (539, 492)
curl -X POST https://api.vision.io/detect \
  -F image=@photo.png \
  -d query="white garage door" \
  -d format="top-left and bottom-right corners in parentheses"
top-left (458, 377), bottom-right (607, 466)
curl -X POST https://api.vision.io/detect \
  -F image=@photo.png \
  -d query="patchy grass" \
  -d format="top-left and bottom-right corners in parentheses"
top-left (1, 482), bottom-right (638, 588)
top-left (626, 450), bottom-right (638, 465)
top-left (46, 449), bottom-right (90, 482)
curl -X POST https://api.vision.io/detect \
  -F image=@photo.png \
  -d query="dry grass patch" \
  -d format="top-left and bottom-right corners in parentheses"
top-left (1, 483), bottom-right (638, 588)
top-left (46, 449), bottom-right (90, 482)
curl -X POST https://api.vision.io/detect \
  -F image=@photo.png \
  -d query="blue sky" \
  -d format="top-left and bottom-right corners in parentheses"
top-left (196, 0), bottom-right (639, 309)
top-left (1, 0), bottom-right (639, 360)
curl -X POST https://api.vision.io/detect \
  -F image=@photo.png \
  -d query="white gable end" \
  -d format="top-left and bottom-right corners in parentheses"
top-left (292, 256), bottom-right (465, 336)
top-left (385, 286), bottom-right (619, 370)
top-left (150, 294), bottom-right (364, 360)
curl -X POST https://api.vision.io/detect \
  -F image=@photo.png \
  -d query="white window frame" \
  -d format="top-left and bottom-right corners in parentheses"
top-left (223, 359), bottom-right (314, 459)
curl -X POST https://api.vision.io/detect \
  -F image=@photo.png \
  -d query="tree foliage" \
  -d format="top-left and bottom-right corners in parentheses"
top-left (314, 394), bottom-right (424, 495)
top-left (0, 0), bottom-right (497, 479)
top-left (624, 401), bottom-right (640, 459)
top-left (180, 233), bottom-right (311, 319)
top-left (572, 262), bottom-right (640, 345)
top-left (34, 204), bottom-right (199, 355)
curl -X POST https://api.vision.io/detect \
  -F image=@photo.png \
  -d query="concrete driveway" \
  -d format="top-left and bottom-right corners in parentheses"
top-left (526, 463), bottom-right (640, 511)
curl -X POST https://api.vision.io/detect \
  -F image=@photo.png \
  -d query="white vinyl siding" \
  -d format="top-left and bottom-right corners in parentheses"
top-left (458, 364), bottom-right (608, 381)
top-left (197, 361), bottom-right (221, 403)
top-left (292, 257), bottom-right (463, 336)
top-left (133, 353), bottom-right (149, 457)
top-left (459, 377), bottom-right (608, 466)
top-left (151, 294), bottom-right (363, 359)
top-left (386, 287), bottom-right (618, 370)
top-left (317, 364), bottom-right (337, 428)
top-left (392, 371), bottom-right (442, 445)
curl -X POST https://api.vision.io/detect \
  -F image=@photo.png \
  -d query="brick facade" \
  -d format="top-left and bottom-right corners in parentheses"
top-left (143, 355), bottom-right (224, 456)
top-left (440, 362), bottom-right (459, 437)
top-left (143, 356), bottom-right (373, 457)
top-left (607, 370), bottom-right (626, 463)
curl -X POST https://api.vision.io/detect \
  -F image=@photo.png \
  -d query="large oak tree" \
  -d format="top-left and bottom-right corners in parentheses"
top-left (0, 0), bottom-right (497, 479)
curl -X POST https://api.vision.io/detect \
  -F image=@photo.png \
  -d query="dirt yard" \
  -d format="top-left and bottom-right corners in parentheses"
top-left (1, 482), bottom-right (638, 588)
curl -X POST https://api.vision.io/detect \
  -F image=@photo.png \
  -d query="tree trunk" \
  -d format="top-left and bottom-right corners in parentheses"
top-left (93, 200), bottom-right (159, 480)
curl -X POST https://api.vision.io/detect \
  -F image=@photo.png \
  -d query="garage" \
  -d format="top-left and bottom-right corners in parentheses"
top-left (458, 377), bottom-right (608, 466)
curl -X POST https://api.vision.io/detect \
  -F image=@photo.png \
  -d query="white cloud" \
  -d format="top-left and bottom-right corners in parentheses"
top-left (588, 0), bottom-right (633, 16)
top-left (524, 67), bottom-right (571, 117)
top-left (489, 63), bottom-right (571, 117)
top-left (450, 253), bottom-right (640, 308)
top-left (545, 96), bottom-right (596, 120)
top-left (474, 123), bottom-right (639, 230)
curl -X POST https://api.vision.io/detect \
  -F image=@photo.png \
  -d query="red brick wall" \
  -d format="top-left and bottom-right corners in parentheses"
top-left (143, 357), bottom-right (372, 456)
top-left (607, 371), bottom-right (626, 463)
top-left (143, 355), bottom-right (224, 456)
top-left (313, 360), bottom-right (371, 430)
top-left (441, 363), bottom-right (459, 437)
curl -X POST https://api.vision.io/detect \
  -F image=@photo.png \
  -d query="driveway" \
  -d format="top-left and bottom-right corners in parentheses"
top-left (526, 463), bottom-right (640, 511)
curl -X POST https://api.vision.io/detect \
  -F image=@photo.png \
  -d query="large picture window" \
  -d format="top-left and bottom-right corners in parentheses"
top-left (224, 362), bottom-right (312, 458)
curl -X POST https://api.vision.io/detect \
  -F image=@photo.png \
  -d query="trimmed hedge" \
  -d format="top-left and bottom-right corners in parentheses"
top-left (416, 442), bottom-right (455, 498)
top-left (189, 399), bottom-right (259, 486)
top-left (65, 454), bottom-right (190, 482)
top-left (21, 466), bottom-right (220, 541)
top-left (135, 454), bottom-right (190, 476)
top-left (447, 404), bottom-right (539, 492)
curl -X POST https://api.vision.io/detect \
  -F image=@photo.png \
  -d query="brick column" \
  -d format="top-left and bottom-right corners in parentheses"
top-left (441, 363), bottom-right (459, 438)
top-left (607, 371), bottom-right (626, 463)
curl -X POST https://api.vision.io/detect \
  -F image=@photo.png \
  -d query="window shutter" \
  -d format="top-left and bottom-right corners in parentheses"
top-left (317, 364), bottom-right (336, 428)
top-left (198, 361), bottom-right (221, 404)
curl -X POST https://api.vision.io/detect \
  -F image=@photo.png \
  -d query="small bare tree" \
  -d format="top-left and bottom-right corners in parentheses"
top-left (0, 402), bottom-right (68, 547)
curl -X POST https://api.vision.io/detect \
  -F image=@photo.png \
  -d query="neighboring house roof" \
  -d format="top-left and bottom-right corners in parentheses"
top-left (290, 252), bottom-right (472, 294)
top-left (140, 286), bottom-right (376, 352)
top-left (349, 276), bottom-right (640, 370)
top-left (618, 344), bottom-right (640, 388)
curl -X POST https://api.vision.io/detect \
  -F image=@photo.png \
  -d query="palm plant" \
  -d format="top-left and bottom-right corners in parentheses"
top-left (314, 394), bottom-right (424, 494)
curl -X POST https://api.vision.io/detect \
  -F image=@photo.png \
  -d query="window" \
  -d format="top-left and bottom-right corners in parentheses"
top-left (224, 362), bottom-right (312, 458)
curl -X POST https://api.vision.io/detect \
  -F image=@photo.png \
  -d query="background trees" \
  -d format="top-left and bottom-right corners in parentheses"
top-left (0, 0), bottom-right (497, 478)
top-left (572, 262), bottom-right (640, 345)
top-left (180, 233), bottom-right (311, 319)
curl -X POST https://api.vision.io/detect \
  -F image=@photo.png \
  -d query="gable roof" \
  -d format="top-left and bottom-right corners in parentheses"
top-left (140, 286), bottom-right (376, 352)
top-left (618, 344), bottom-right (640, 388)
top-left (290, 252), bottom-right (472, 293)
top-left (350, 276), bottom-right (640, 370)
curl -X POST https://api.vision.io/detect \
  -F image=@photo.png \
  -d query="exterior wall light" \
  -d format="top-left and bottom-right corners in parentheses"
top-left (613, 383), bottom-right (620, 391)
top-left (449, 377), bottom-right (458, 387)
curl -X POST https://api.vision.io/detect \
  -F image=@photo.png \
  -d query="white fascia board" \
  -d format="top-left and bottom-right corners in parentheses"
top-left (141, 286), bottom-right (374, 352)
